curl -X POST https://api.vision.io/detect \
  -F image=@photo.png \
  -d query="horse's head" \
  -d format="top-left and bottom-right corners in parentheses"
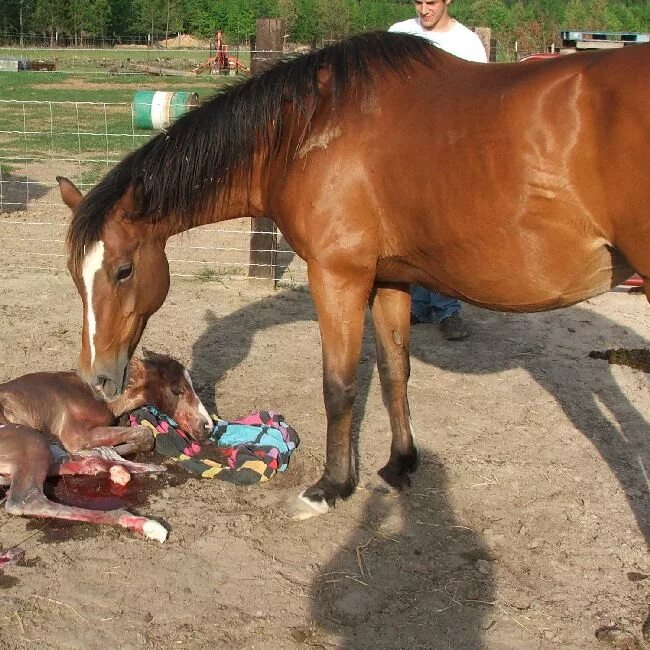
top-left (128, 350), bottom-right (213, 441)
top-left (59, 176), bottom-right (170, 401)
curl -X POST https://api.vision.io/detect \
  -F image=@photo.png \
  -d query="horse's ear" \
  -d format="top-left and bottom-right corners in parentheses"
top-left (316, 65), bottom-right (332, 96)
top-left (56, 176), bottom-right (82, 211)
top-left (131, 179), bottom-right (145, 214)
top-left (119, 181), bottom-right (144, 218)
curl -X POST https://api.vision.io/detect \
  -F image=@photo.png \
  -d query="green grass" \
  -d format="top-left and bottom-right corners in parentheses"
top-left (193, 266), bottom-right (246, 282)
top-left (0, 46), bottom-right (252, 74)
top-left (0, 69), bottom-right (233, 171)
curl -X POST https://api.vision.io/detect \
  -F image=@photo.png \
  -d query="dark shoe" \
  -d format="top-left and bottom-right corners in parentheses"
top-left (439, 313), bottom-right (469, 340)
top-left (410, 312), bottom-right (423, 325)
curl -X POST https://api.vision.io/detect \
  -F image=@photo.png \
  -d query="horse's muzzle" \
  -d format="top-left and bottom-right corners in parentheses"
top-left (86, 360), bottom-right (129, 402)
top-left (94, 374), bottom-right (122, 401)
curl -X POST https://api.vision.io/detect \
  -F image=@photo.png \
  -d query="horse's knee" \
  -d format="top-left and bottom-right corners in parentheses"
top-left (132, 426), bottom-right (155, 449)
top-left (5, 485), bottom-right (47, 516)
top-left (323, 375), bottom-right (356, 417)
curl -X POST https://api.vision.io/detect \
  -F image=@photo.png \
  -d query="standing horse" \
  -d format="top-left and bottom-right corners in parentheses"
top-left (63, 32), bottom-right (650, 520)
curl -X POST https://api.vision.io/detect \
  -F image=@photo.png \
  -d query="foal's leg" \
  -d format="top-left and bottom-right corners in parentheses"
top-left (3, 427), bottom-right (167, 543)
top-left (291, 265), bottom-right (371, 520)
top-left (368, 282), bottom-right (419, 489)
top-left (52, 455), bottom-right (166, 476)
top-left (59, 425), bottom-right (155, 455)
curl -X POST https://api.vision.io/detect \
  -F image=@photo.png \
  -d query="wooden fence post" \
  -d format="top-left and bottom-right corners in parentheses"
top-left (474, 27), bottom-right (495, 62)
top-left (248, 18), bottom-right (286, 286)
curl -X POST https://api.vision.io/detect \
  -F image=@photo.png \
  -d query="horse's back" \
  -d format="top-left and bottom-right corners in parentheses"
top-left (287, 45), bottom-right (648, 311)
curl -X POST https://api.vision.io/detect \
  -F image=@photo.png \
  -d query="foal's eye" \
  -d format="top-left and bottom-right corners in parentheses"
top-left (116, 264), bottom-right (133, 282)
top-left (171, 385), bottom-right (183, 396)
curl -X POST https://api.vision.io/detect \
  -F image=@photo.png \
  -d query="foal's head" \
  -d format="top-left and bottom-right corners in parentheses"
top-left (128, 349), bottom-right (213, 441)
top-left (60, 177), bottom-right (171, 400)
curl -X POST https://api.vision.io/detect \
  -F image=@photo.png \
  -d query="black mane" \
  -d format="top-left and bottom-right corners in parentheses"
top-left (67, 31), bottom-right (435, 273)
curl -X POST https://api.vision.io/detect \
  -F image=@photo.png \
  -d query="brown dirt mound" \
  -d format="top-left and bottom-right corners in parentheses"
top-left (156, 34), bottom-right (209, 49)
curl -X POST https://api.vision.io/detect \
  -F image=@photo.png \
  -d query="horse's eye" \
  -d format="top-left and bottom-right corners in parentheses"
top-left (116, 265), bottom-right (133, 283)
top-left (171, 385), bottom-right (183, 396)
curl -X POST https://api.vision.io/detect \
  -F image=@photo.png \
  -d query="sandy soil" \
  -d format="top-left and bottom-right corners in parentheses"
top-left (0, 207), bottom-right (649, 648)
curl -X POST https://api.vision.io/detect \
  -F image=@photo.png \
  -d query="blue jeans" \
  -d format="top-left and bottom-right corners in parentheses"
top-left (410, 285), bottom-right (461, 323)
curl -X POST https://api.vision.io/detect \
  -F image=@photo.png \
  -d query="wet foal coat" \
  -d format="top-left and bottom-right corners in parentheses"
top-left (63, 32), bottom-right (650, 518)
top-left (0, 351), bottom-right (212, 539)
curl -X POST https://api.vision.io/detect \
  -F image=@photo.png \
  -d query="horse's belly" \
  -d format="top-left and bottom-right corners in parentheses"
top-left (413, 242), bottom-right (633, 313)
top-left (472, 245), bottom-right (631, 312)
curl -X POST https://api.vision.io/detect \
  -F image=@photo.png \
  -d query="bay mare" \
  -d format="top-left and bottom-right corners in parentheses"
top-left (62, 32), bottom-right (650, 519)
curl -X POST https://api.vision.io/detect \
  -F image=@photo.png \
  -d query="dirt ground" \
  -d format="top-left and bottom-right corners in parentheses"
top-left (1, 209), bottom-right (649, 648)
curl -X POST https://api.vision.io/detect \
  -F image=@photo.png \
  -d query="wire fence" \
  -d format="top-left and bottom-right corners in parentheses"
top-left (0, 97), bottom-right (307, 285)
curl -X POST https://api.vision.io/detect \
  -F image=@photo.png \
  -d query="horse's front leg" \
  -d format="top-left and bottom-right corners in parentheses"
top-left (291, 264), bottom-right (371, 520)
top-left (368, 282), bottom-right (419, 489)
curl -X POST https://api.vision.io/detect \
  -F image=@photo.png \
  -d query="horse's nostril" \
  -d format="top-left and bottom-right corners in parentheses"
top-left (94, 375), bottom-right (118, 400)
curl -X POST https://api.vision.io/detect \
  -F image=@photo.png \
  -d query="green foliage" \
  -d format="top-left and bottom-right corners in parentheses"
top-left (1, 0), bottom-right (649, 54)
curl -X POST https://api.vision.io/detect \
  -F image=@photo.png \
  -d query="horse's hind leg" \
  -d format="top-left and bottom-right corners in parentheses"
top-left (369, 282), bottom-right (418, 489)
top-left (291, 264), bottom-right (371, 520)
top-left (53, 455), bottom-right (166, 477)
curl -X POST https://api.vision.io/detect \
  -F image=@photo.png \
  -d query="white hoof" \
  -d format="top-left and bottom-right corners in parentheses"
top-left (290, 490), bottom-right (330, 521)
top-left (143, 520), bottom-right (168, 543)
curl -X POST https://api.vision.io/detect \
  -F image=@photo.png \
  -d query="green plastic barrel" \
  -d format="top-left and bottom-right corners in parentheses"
top-left (133, 90), bottom-right (199, 130)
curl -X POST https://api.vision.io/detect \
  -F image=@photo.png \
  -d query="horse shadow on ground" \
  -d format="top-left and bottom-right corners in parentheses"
top-left (0, 173), bottom-right (50, 213)
top-left (308, 447), bottom-right (494, 648)
top-left (190, 290), bottom-right (649, 546)
top-left (188, 289), bottom-right (649, 645)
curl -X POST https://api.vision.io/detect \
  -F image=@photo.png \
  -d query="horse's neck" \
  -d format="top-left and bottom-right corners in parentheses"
top-left (163, 172), bottom-right (268, 236)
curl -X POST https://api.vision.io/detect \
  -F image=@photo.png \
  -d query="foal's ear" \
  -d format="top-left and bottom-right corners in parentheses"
top-left (56, 176), bottom-right (83, 211)
top-left (128, 356), bottom-right (145, 383)
top-left (141, 348), bottom-right (166, 363)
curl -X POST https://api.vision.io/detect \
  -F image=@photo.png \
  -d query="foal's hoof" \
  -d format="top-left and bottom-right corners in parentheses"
top-left (289, 490), bottom-right (330, 521)
top-left (142, 520), bottom-right (168, 543)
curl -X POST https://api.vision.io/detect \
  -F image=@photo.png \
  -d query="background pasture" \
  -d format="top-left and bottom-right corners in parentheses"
top-left (0, 62), bottom-right (306, 283)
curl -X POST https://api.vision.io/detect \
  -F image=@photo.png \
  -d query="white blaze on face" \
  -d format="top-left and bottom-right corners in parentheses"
top-left (81, 240), bottom-right (105, 369)
top-left (183, 368), bottom-right (212, 428)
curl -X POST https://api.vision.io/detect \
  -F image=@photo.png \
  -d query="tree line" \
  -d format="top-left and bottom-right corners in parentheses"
top-left (1, 0), bottom-right (648, 57)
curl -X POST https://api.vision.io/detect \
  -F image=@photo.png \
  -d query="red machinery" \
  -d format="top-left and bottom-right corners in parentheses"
top-left (194, 31), bottom-right (249, 76)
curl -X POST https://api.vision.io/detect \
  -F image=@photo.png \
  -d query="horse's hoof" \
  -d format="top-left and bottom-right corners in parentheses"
top-left (377, 464), bottom-right (413, 491)
top-left (289, 490), bottom-right (330, 520)
top-left (364, 473), bottom-right (403, 495)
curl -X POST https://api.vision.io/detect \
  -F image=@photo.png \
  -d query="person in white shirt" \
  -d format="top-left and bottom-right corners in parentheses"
top-left (389, 0), bottom-right (488, 340)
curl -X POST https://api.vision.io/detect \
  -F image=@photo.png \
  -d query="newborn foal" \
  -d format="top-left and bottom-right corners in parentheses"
top-left (0, 350), bottom-right (212, 542)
